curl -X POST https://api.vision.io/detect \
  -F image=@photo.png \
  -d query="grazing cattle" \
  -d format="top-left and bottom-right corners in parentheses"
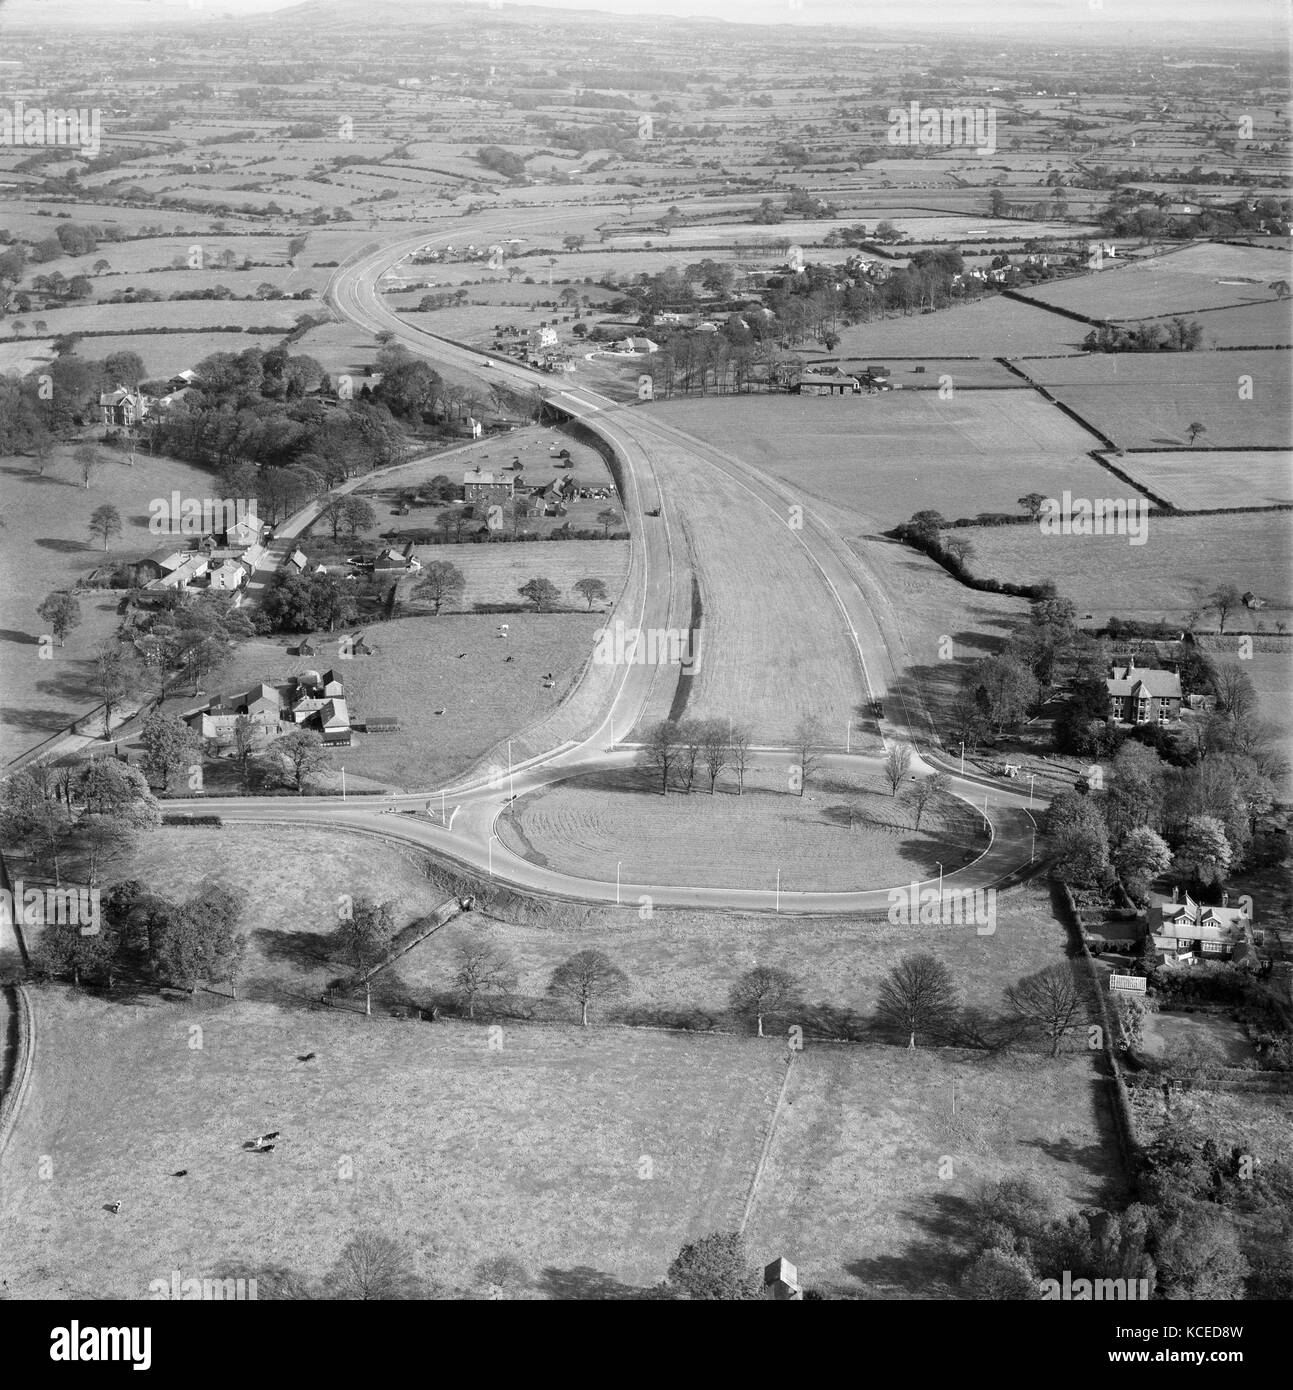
top-left (297, 1052), bottom-right (317, 1062)
top-left (256, 1144), bottom-right (276, 1154)
top-left (171, 1170), bottom-right (188, 1178)
top-left (457, 652), bottom-right (467, 659)
top-left (105, 1202), bottom-right (121, 1214)
top-left (259, 1132), bottom-right (280, 1143)
top-left (504, 655), bottom-right (514, 662)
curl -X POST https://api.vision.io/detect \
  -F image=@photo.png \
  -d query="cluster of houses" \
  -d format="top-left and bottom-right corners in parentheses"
top-left (459, 464), bottom-right (613, 520)
top-left (132, 511), bottom-right (268, 599)
top-left (183, 666), bottom-right (353, 749)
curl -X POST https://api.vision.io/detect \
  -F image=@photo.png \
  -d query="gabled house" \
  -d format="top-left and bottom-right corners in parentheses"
top-left (284, 547), bottom-right (310, 574)
top-left (1106, 660), bottom-right (1182, 726)
top-left (463, 468), bottom-right (514, 504)
top-left (99, 385), bottom-right (152, 428)
top-left (205, 559), bottom-right (246, 592)
top-left (792, 369), bottom-right (860, 396)
top-left (1152, 893), bottom-right (1252, 962)
top-left (147, 554), bottom-right (209, 591)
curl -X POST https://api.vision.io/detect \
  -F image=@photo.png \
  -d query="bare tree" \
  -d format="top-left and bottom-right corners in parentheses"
top-left (1006, 965), bottom-right (1085, 1058)
top-left (676, 719), bottom-right (705, 792)
top-left (883, 743), bottom-right (913, 797)
top-left (451, 935), bottom-right (514, 1019)
top-left (322, 1232), bottom-right (424, 1300)
top-left (873, 953), bottom-right (959, 1049)
top-left (905, 770), bottom-right (948, 829)
top-left (1207, 583), bottom-right (1242, 635)
top-left (791, 713), bottom-right (825, 797)
top-left (547, 949), bottom-right (628, 1027)
top-left (639, 720), bottom-right (679, 795)
top-left (729, 966), bottom-right (798, 1038)
top-left (699, 719), bottom-right (729, 793)
top-left (729, 723), bottom-right (753, 795)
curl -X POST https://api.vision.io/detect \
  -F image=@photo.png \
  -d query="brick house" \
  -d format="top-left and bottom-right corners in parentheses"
top-left (1152, 893), bottom-right (1253, 963)
top-left (462, 468), bottom-right (514, 504)
top-left (98, 385), bottom-right (152, 428)
top-left (1106, 660), bottom-right (1182, 725)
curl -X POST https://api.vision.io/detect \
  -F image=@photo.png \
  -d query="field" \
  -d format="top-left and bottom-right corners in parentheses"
top-left (1014, 243), bottom-right (1290, 320)
top-left (1023, 353), bottom-right (1293, 449)
top-left (833, 294), bottom-right (1091, 358)
top-left (498, 766), bottom-right (980, 893)
top-left (745, 1048), bottom-right (1120, 1296)
top-left (0, 991), bottom-right (782, 1297)
top-left (1114, 449), bottom-right (1293, 509)
top-left (0, 447), bottom-right (224, 768)
top-left (957, 512), bottom-right (1293, 629)
top-left (649, 391), bottom-right (1148, 530)
top-left (192, 610), bottom-right (610, 792)
top-left (1192, 300), bottom-right (1293, 348)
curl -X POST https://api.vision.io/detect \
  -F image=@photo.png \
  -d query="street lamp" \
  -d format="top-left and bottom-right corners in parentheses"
top-left (616, 860), bottom-right (622, 905)
top-left (341, 766), bottom-right (346, 801)
top-left (1028, 773), bottom-right (1036, 808)
top-left (775, 867), bottom-right (781, 913)
top-left (1030, 828), bottom-right (1036, 862)
top-left (959, 741), bottom-right (965, 776)
top-left (507, 739), bottom-right (515, 801)
top-left (936, 861), bottom-right (943, 896)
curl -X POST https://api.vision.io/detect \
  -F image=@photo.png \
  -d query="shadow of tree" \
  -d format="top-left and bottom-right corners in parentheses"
top-left (537, 1265), bottom-right (651, 1300)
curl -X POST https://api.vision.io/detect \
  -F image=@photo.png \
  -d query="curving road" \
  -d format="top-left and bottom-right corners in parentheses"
top-left (168, 221), bottom-right (1046, 913)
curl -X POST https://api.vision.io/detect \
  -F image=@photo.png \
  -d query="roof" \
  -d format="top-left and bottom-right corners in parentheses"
top-left (1107, 663), bottom-right (1181, 699)
top-left (462, 470), bottom-right (510, 486)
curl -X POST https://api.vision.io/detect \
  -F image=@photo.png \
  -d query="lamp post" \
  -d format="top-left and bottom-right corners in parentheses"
top-left (1030, 828), bottom-right (1036, 862)
top-left (616, 860), bottom-right (622, 905)
top-left (507, 739), bottom-right (514, 801)
top-left (775, 867), bottom-right (781, 913)
top-left (959, 741), bottom-right (965, 776)
top-left (937, 861), bottom-right (943, 896)
top-left (341, 766), bottom-right (346, 801)
top-left (1028, 773), bottom-right (1035, 808)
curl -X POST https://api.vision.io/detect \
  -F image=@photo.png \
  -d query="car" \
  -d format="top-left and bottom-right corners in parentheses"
top-left (482, 358), bottom-right (494, 367)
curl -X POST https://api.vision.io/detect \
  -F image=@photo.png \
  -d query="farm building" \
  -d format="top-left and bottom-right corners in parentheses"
top-left (793, 369), bottom-right (861, 396)
top-left (463, 468), bottom-right (514, 503)
top-left (1105, 660), bottom-right (1181, 725)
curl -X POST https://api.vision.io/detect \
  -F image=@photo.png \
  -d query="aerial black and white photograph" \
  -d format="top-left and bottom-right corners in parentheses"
top-left (0, 0), bottom-right (1289, 1351)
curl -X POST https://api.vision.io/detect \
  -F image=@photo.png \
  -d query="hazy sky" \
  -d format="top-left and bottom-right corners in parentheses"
top-left (1, 0), bottom-right (1288, 38)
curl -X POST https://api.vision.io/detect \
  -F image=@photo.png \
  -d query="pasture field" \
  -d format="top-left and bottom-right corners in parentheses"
top-left (0, 447), bottom-right (223, 767)
top-left (1128, 1083), bottom-right (1293, 1168)
top-left (67, 332), bottom-right (253, 378)
top-left (834, 358), bottom-right (1025, 389)
top-left (0, 991), bottom-right (782, 1297)
top-left (649, 391), bottom-right (1147, 530)
top-left (1114, 449), bottom-right (1293, 509)
top-left (1192, 300), bottom-right (1293, 348)
top-left (747, 1048), bottom-right (1118, 1296)
top-left (1013, 243), bottom-right (1288, 320)
top-left (498, 765), bottom-right (973, 893)
top-left (957, 513), bottom-right (1293, 630)
top-left (398, 540), bottom-right (629, 609)
top-left (11, 298), bottom-right (312, 337)
top-left (1194, 637), bottom-right (1293, 750)
top-left (196, 611), bottom-right (611, 792)
top-left (834, 294), bottom-right (1092, 358)
top-left (1024, 352), bottom-right (1293, 449)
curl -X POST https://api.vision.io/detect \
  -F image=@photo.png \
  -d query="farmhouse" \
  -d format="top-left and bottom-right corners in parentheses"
top-left (98, 385), bottom-right (152, 428)
top-left (183, 681), bottom-right (284, 743)
top-left (1152, 893), bottom-right (1253, 963)
top-left (374, 542), bottom-right (422, 573)
top-left (1105, 660), bottom-right (1181, 725)
top-left (463, 468), bottom-right (514, 503)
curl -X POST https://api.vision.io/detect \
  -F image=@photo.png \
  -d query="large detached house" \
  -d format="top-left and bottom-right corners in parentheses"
top-left (98, 385), bottom-right (151, 428)
top-left (1152, 894), bottom-right (1253, 963)
top-left (462, 468), bottom-right (514, 504)
top-left (1106, 660), bottom-right (1182, 726)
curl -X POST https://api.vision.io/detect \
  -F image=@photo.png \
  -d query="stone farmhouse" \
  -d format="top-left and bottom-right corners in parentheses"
top-left (183, 668), bottom-right (352, 748)
top-left (1152, 892), bottom-right (1255, 964)
top-left (1106, 660), bottom-right (1182, 725)
top-left (463, 467), bottom-right (514, 504)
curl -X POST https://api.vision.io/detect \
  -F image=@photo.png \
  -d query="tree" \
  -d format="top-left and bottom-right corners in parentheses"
top-left (451, 934), bottom-right (514, 1019)
top-left (1006, 965), bottom-right (1085, 1057)
top-left (232, 714), bottom-right (258, 790)
top-left (640, 720), bottom-right (679, 795)
top-left (318, 496), bottom-right (349, 540)
top-left (1114, 826), bottom-right (1172, 900)
top-left (729, 723), bottom-right (752, 795)
top-left (91, 643), bottom-right (139, 737)
top-left (906, 771), bottom-right (948, 830)
top-left (1206, 583), bottom-right (1241, 635)
top-left (474, 1254), bottom-right (530, 1298)
top-left (339, 896), bottom-right (396, 1016)
top-left (340, 496), bottom-right (376, 541)
top-left (1151, 1204), bottom-right (1248, 1300)
top-left (1172, 814), bottom-right (1232, 886)
top-left (970, 654), bottom-right (1040, 735)
top-left (666, 1231), bottom-right (760, 1301)
top-left (156, 884), bottom-right (245, 996)
top-left (87, 503), bottom-right (122, 551)
top-left (883, 743), bottom-right (913, 797)
top-left (573, 577), bottom-right (608, 611)
top-left (961, 1247), bottom-right (1042, 1300)
top-left (874, 952), bottom-right (958, 1048)
top-left (75, 758), bottom-right (160, 827)
top-left (547, 949), bottom-right (627, 1027)
top-left (729, 966), bottom-right (798, 1038)
top-left (37, 591), bottom-right (82, 646)
top-left (1185, 421), bottom-right (1206, 445)
top-left (1050, 821), bottom-right (1112, 888)
top-left (518, 577), bottom-right (560, 612)
top-left (274, 727), bottom-right (326, 794)
top-left (414, 561), bottom-right (465, 615)
top-left (791, 713), bottom-right (825, 796)
top-left (322, 1232), bottom-right (425, 1300)
top-left (699, 719), bottom-right (729, 794)
top-left (1210, 663), bottom-right (1258, 723)
top-left (139, 711), bottom-right (200, 791)
top-left (596, 508), bottom-right (621, 538)
top-left (74, 443), bottom-right (101, 490)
